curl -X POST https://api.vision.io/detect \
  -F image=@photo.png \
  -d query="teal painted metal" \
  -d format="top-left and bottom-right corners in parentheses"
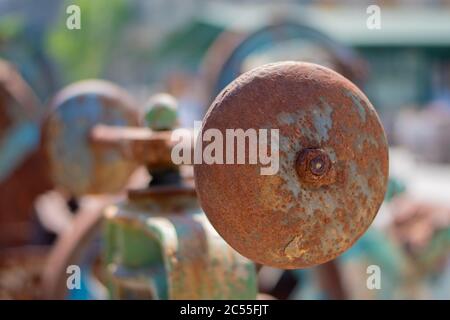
top-left (103, 187), bottom-right (257, 299)
top-left (144, 93), bottom-right (179, 131)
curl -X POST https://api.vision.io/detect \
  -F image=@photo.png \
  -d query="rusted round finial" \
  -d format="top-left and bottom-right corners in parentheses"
top-left (194, 61), bottom-right (389, 269)
top-left (295, 148), bottom-right (335, 188)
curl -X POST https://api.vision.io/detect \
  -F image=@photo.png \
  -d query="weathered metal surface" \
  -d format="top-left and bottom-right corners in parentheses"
top-left (44, 80), bottom-right (140, 196)
top-left (104, 186), bottom-right (257, 299)
top-left (0, 59), bottom-right (53, 247)
top-left (90, 125), bottom-right (193, 172)
top-left (194, 61), bottom-right (389, 269)
top-left (0, 143), bottom-right (53, 247)
top-left (0, 246), bottom-right (49, 299)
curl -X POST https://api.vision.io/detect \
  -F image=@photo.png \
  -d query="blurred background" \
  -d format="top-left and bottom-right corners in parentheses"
top-left (1, 0), bottom-right (450, 300)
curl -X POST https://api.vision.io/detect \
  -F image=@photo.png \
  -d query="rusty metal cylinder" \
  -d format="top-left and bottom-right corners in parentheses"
top-left (194, 61), bottom-right (389, 269)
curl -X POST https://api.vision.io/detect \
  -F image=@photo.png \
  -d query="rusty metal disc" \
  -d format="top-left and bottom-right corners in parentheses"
top-left (194, 61), bottom-right (388, 269)
top-left (45, 80), bottom-right (140, 196)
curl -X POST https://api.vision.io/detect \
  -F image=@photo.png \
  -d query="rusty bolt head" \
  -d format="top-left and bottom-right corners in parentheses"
top-left (194, 61), bottom-right (389, 269)
top-left (310, 156), bottom-right (327, 175)
top-left (295, 148), bottom-right (336, 188)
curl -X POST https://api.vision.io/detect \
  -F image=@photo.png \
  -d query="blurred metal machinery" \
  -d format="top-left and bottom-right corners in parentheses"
top-left (41, 80), bottom-right (257, 299)
top-left (0, 22), bottom-right (388, 299)
top-left (0, 59), bottom-right (53, 248)
top-left (39, 61), bottom-right (387, 299)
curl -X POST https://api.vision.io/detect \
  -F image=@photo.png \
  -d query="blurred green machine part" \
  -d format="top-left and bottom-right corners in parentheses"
top-left (103, 189), bottom-right (257, 300)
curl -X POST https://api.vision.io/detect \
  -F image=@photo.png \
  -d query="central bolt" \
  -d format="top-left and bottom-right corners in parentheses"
top-left (295, 148), bottom-right (335, 187)
top-left (310, 155), bottom-right (327, 176)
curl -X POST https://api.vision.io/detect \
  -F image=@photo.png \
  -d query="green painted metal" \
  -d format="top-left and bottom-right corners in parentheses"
top-left (144, 93), bottom-right (179, 131)
top-left (103, 187), bottom-right (257, 300)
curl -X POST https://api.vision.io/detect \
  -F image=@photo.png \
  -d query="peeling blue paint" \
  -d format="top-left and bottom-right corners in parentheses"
top-left (348, 161), bottom-right (371, 198)
top-left (51, 93), bottom-right (132, 193)
top-left (277, 112), bottom-right (297, 125)
top-left (346, 90), bottom-right (366, 123)
top-left (313, 99), bottom-right (333, 142)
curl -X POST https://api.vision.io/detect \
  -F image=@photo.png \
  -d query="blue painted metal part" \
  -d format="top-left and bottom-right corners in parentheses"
top-left (45, 80), bottom-right (139, 195)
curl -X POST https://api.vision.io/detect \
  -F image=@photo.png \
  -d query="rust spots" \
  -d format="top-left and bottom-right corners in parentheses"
top-left (284, 235), bottom-right (308, 259)
top-left (194, 61), bottom-right (389, 269)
